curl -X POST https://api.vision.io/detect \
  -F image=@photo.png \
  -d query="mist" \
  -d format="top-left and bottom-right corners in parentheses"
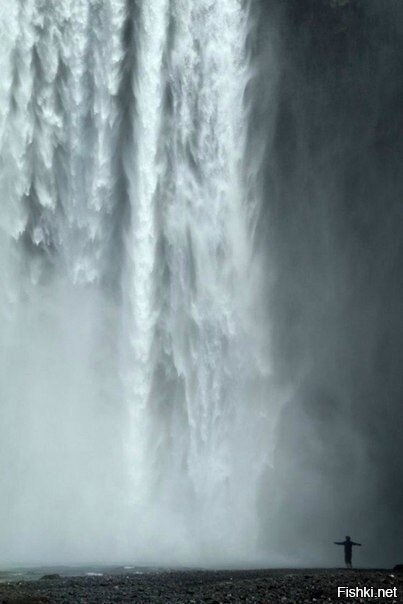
top-left (0, 0), bottom-right (402, 569)
top-left (255, 0), bottom-right (403, 568)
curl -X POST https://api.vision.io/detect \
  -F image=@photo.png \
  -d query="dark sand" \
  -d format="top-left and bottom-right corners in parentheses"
top-left (0, 568), bottom-right (401, 603)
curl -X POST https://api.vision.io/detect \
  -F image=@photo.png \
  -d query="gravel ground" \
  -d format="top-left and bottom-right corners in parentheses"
top-left (0, 568), bottom-right (401, 603)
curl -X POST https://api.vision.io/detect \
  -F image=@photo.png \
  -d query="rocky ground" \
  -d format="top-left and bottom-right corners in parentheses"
top-left (0, 568), bottom-right (401, 603)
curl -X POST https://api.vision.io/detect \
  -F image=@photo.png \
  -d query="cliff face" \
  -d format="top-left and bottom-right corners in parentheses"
top-left (255, 0), bottom-right (403, 566)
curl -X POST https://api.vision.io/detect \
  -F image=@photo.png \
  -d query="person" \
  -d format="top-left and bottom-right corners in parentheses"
top-left (334, 536), bottom-right (362, 568)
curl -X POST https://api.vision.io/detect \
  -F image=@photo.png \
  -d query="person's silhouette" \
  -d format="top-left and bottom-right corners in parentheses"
top-left (334, 535), bottom-right (362, 568)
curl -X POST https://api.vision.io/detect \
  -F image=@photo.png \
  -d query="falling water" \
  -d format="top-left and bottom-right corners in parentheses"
top-left (0, 0), bottom-right (273, 566)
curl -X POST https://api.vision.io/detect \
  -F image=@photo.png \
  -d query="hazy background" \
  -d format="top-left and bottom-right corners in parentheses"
top-left (255, 0), bottom-right (403, 567)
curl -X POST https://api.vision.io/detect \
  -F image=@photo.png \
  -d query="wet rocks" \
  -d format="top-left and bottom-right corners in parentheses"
top-left (0, 568), bottom-right (401, 603)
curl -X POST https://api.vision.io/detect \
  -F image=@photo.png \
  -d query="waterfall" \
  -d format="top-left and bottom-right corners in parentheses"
top-left (0, 0), bottom-right (273, 566)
